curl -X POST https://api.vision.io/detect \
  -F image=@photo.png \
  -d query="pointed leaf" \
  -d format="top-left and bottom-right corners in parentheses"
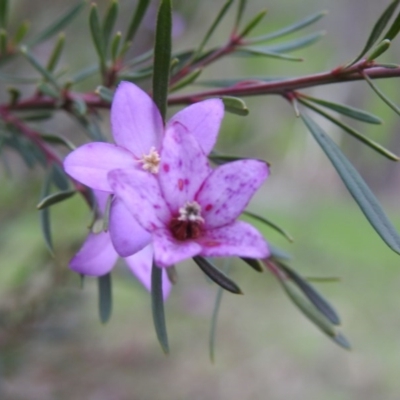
top-left (152, 0), bottom-right (172, 122)
top-left (46, 33), bottom-right (65, 72)
top-left (247, 11), bottom-right (327, 44)
top-left (0, 28), bottom-right (6, 56)
top-left (89, 3), bottom-right (106, 74)
top-left (300, 99), bottom-right (399, 161)
top-left (151, 263), bottom-right (169, 354)
top-left (235, 0), bottom-right (247, 29)
top-left (264, 31), bottom-right (325, 53)
top-left (95, 85), bottom-right (114, 103)
top-left (221, 96), bottom-right (249, 116)
top-left (98, 272), bottom-right (112, 324)
top-left (384, 9), bottom-right (400, 40)
top-left (301, 113), bottom-right (400, 255)
top-left (348, 0), bottom-right (400, 66)
top-left (51, 164), bottom-right (70, 191)
top-left (39, 170), bottom-right (54, 256)
top-left (238, 9), bottom-right (267, 39)
top-left (37, 189), bottom-right (76, 209)
top-left (236, 47), bottom-right (303, 61)
top-left (27, 1), bottom-right (85, 46)
top-left (102, 0), bottom-right (118, 51)
top-left (367, 38), bottom-right (391, 61)
top-left (193, 256), bottom-right (243, 294)
top-left (241, 257), bottom-right (263, 272)
top-left (111, 31), bottom-right (121, 62)
top-left (0, 0), bottom-right (9, 29)
top-left (169, 68), bottom-right (202, 92)
top-left (278, 262), bottom-right (340, 325)
top-left (125, 0), bottom-right (150, 43)
top-left (13, 20), bottom-right (29, 45)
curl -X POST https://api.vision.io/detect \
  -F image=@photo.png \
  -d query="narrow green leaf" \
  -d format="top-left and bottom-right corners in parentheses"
top-left (367, 38), bottom-right (391, 61)
top-left (37, 189), bottom-right (76, 209)
top-left (98, 273), bottom-right (112, 324)
top-left (39, 170), bottom-right (54, 256)
top-left (124, 48), bottom-right (153, 68)
top-left (363, 71), bottom-right (400, 116)
top-left (37, 82), bottom-right (60, 99)
top-left (247, 11), bottom-right (327, 44)
top-left (125, 0), bottom-right (151, 43)
top-left (0, 28), bottom-right (6, 55)
top-left (241, 257), bottom-right (263, 272)
top-left (193, 256), bottom-right (243, 294)
top-left (13, 20), bottom-right (29, 44)
top-left (238, 9), bottom-right (267, 39)
top-left (383, 9), bottom-right (400, 40)
top-left (221, 96), bottom-right (249, 116)
top-left (264, 31), bottom-right (325, 53)
top-left (40, 133), bottom-right (76, 150)
top-left (152, 0), bottom-right (172, 122)
top-left (20, 46), bottom-right (61, 90)
top-left (209, 263), bottom-right (230, 363)
top-left (69, 64), bottom-right (99, 84)
top-left (269, 244), bottom-right (292, 261)
top-left (301, 113), bottom-right (400, 255)
top-left (71, 98), bottom-right (88, 117)
top-left (0, 0), bottom-right (9, 29)
top-left (235, 0), bottom-right (247, 29)
top-left (278, 263), bottom-right (340, 325)
top-left (244, 210), bottom-right (293, 242)
top-left (111, 31), bottom-right (122, 62)
top-left (193, 0), bottom-right (234, 61)
top-left (348, 0), bottom-right (400, 66)
top-left (27, 1), bottom-right (85, 46)
top-left (169, 68), bottom-right (202, 92)
top-left (301, 94), bottom-right (382, 124)
top-left (51, 164), bottom-right (70, 191)
top-left (151, 263), bottom-right (169, 354)
top-left (89, 3), bottom-right (106, 74)
top-left (236, 47), bottom-right (303, 61)
top-left (103, 0), bottom-right (118, 52)
top-left (46, 33), bottom-right (65, 72)
top-left (197, 76), bottom-right (284, 88)
top-left (95, 85), bottom-right (114, 103)
top-left (300, 99), bottom-right (399, 161)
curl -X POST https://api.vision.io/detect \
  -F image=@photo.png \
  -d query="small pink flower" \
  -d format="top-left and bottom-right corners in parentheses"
top-left (69, 190), bottom-right (171, 299)
top-left (64, 81), bottom-right (224, 258)
top-left (108, 123), bottom-right (269, 268)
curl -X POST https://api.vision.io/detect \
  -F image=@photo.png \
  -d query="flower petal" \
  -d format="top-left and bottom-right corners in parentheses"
top-left (124, 244), bottom-right (172, 300)
top-left (196, 160), bottom-right (269, 229)
top-left (93, 190), bottom-right (111, 213)
top-left (167, 99), bottom-right (224, 155)
top-left (108, 168), bottom-right (171, 231)
top-left (158, 123), bottom-right (210, 214)
top-left (152, 229), bottom-right (202, 267)
top-left (64, 143), bottom-right (137, 192)
top-left (198, 221), bottom-right (269, 258)
top-left (111, 81), bottom-right (163, 157)
top-left (70, 231), bottom-right (118, 276)
top-left (109, 198), bottom-right (152, 257)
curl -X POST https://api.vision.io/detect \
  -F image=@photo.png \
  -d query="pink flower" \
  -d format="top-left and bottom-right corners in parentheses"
top-left (108, 123), bottom-right (270, 268)
top-left (64, 81), bottom-right (224, 258)
top-left (69, 190), bottom-right (171, 299)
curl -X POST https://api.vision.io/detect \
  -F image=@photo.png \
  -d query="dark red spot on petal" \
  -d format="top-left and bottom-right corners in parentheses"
top-left (178, 179), bottom-right (184, 191)
top-left (204, 241), bottom-right (220, 247)
top-left (163, 163), bottom-right (170, 172)
top-left (205, 204), bottom-right (213, 211)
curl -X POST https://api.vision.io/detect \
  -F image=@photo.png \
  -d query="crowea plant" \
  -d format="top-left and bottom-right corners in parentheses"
top-left (3, 0), bottom-right (400, 359)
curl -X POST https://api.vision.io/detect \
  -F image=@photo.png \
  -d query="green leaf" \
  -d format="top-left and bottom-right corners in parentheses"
top-left (152, 0), bottom-right (172, 122)
top-left (300, 99), bottom-right (399, 161)
top-left (221, 96), bottom-right (249, 116)
top-left (240, 257), bottom-right (263, 272)
top-left (125, 0), bottom-right (151, 43)
top-left (20, 46), bottom-right (61, 90)
top-left (363, 71), bottom-right (400, 116)
top-left (37, 189), bottom-right (76, 209)
top-left (300, 94), bottom-right (382, 124)
top-left (264, 31), bottom-right (325, 53)
top-left (0, 28), bottom-right (6, 56)
top-left (247, 11), bottom-right (327, 44)
top-left (383, 8), bottom-right (400, 40)
top-left (46, 33), bottom-right (65, 72)
top-left (209, 263), bottom-right (230, 363)
top-left (235, 47), bottom-right (303, 61)
top-left (98, 273), bottom-right (112, 324)
top-left (193, 256), bottom-right (243, 294)
top-left (111, 31), bottom-right (122, 62)
top-left (278, 263), bottom-right (340, 325)
top-left (51, 163), bottom-right (70, 191)
top-left (69, 64), bottom-right (99, 84)
top-left (238, 9), bottom-right (267, 39)
top-left (197, 76), bottom-right (285, 88)
top-left (89, 3), bottom-right (106, 75)
top-left (102, 0), bottom-right (118, 52)
top-left (95, 85), bottom-right (114, 103)
top-left (301, 113), bottom-right (400, 255)
top-left (39, 170), bottom-right (54, 256)
top-left (269, 245), bottom-right (292, 261)
top-left (151, 263), bottom-right (169, 354)
top-left (13, 20), bottom-right (29, 45)
top-left (40, 133), bottom-right (75, 150)
top-left (0, 0), bottom-right (9, 29)
top-left (347, 0), bottom-right (400, 66)
top-left (27, 1), bottom-right (85, 46)
top-left (169, 68), bottom-right (202, 92)
top-left (367, 38), bottom-right (391, 61)
top-left (234, 0), bottom-right (247, 29)
top-left (244, 210), bottom-right (293, 242)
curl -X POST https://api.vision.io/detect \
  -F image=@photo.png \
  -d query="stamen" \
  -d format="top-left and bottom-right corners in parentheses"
top-left (138, 147), bottom-right (160, 174)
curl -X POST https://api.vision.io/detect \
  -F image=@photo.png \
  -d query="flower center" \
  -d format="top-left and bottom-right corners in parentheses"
top-left (138, 147), bottom-right (160, 174)
top-left (169, 201), bottom-right (204, 241)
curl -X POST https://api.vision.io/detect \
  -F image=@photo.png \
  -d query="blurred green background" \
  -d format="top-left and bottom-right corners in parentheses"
top-left (1, 1), bottom-right (400, 399)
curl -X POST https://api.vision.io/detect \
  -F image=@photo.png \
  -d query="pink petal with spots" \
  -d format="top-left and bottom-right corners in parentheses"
top-left (196, 160), bottom-right (269, 229)
top-left (167, 98), bottom-right (224, 155)
top-left (158, 123), bottom-right (210, 214)
top-left (111, 81), bottom-right (163, 157)
top-left (70, 231), bottom-right (118, 276)
top-left (198, 221), bottom-right (269, 258)
top-left (124, 244), bottom-right (172, 300)
top-left (108, 168), bottom-right (171, 232)
top-left (152, 229), bottom-right (202, 267)
top-left (109, 198), bottom-right (152, 257)
top-left (64, 143), bottom-right (137, 192)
